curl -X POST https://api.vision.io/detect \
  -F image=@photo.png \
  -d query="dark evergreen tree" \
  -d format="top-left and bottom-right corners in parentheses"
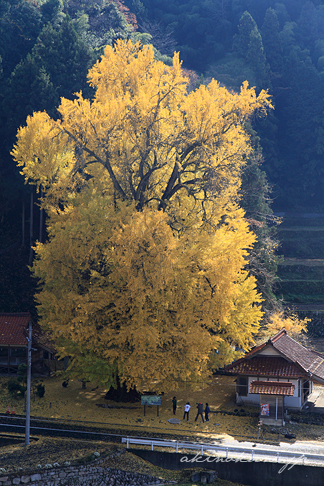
top-left (65, 0), bottom-right (132, 49)
top-left (240, 150), bottom-right (282, 318)
top-left (1, 16), bottom-right (95, 157)
top-left (247, 26), bottom-right (269, 87)
top-left (296, 1), bottom-right (318, 51)
top-left (233, 11), bottom-right (269, 88)
top-left (233, 10), bottom-right (258, 58)
top-left (3, 55), bottom-right (56, 143)
top-left (0, 0), bottom-right (42, 78)
top-left (31, 17), bottom-right (95, 101)
top-left (41, 0), bottom-right (65, 27)
top-left (262, 8), bottom-right (283, 74)
top-left (0, 1), bottom-right (131, 316)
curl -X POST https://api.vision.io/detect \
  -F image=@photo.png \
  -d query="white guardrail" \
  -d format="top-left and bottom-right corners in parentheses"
top-left (121, 437), bottom-right (324, 467)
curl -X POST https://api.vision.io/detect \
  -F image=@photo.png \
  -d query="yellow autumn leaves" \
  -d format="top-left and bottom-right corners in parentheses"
top-left (12, 40), bottom-right (272, 390)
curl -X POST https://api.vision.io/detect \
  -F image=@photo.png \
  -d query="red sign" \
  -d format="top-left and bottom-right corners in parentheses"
top-left (260, 403), bottom-right (269, 416)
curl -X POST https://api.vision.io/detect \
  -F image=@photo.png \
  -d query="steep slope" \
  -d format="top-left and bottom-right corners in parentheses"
top-left (276, 213), bottom-right (324, 335)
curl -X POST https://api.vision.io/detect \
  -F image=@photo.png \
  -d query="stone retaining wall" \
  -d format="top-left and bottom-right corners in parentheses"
top-left (0, 458), bottom-right (167, 486)
top-left (131, 449), bottom-right (324, 486)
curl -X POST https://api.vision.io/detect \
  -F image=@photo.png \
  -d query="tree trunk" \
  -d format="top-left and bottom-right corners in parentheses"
top-left (29, 191), bottom-right (34, 266)
top-left (39, 186), bottom-right (43, 243)
top-left (21, 199), bottom-right (25, 247)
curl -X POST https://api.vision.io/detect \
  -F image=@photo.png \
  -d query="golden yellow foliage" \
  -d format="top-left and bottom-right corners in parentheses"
top-left (259, 311), bottom-right (309, 342)
top-left (13, 40), bottom-right (271, 222)
top-left (11, 40), bottom-right (271, 391)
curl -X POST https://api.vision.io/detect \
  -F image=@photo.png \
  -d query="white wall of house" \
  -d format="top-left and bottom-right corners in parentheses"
top-left (236, 375), bottom-right (259, 405)
top-left (282, 378), bottom-right (302, 409)
top-left (236, 376), bottom-right (303, 409)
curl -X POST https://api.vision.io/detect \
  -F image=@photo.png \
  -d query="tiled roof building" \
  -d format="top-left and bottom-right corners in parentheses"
top-left (0, 313), bottom-right (55, 374)
top-left (224, 329), bottom-right (324, 424)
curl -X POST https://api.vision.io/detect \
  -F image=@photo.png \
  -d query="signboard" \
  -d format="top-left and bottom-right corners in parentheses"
top-left (141, 395), bottom-right (161, 406)
top-left (260, 403), bottom-right (270, 416)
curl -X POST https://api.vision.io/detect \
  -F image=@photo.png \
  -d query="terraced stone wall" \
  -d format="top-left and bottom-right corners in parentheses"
top-left (275, 213), bottom-right (324, 337)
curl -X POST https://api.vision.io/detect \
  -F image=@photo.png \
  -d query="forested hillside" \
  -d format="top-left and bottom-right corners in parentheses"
top-left (0, 0), bottom-right (134, 314)
top-left (0, 0), bottom-right (321, 335)
top-left (125, 0), bottom-right (324, 211)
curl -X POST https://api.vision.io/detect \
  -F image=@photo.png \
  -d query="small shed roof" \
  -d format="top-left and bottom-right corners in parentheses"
top-left (249, 380), bottom-right (295, 396)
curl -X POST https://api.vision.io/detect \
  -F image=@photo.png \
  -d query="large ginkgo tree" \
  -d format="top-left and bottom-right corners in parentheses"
top-left (12, 40), bottom-right (271, 391)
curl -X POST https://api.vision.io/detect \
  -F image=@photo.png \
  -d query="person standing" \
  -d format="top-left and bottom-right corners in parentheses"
top-left (183, 402), bottom-right (190, 421)
top-left (195, 402), bottom-right (205, 422)
top-left (172, 396), bottom-right (177, 415)
top-left (204, 403), bottom-right (210, 421)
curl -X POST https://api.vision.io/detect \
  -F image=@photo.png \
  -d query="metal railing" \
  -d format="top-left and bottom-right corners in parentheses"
top-left (122, 436), bottom-right (324, 466)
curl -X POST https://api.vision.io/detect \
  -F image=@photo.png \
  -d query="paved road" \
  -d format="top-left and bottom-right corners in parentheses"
top-left (2, 412), bottom-right (324, 470)
top-left (209, 436), bottom-right (324, 468)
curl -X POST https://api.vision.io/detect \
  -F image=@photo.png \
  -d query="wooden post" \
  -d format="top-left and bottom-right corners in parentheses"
top-left (144, 404), bottom-right (146, 416)
top-left (25, 320), bottom-right (32, 445)
top-left (157, 405), bottom-right (159, 417)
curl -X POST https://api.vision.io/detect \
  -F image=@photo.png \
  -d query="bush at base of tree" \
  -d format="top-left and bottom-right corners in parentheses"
top-left (105, 377), bottom-right (140, 403)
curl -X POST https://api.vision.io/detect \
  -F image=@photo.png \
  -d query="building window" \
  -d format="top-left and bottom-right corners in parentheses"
top-left (9, 348), bottom-right (26, 366)
top-left (237, 377), bottom-right (248, 396)
top-left (0, 348), bottom-right (8, 365)
top-left (10, 348), bottom-right (26, 357)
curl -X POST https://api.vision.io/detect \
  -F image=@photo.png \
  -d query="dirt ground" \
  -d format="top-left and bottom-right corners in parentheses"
top-left (0, 374), bottom-right (240, 437)
top-left (1, 374), bottom-right (324, 443)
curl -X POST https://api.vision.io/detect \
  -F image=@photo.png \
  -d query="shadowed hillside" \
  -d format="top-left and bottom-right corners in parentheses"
top-left (276, 213), bottom-right (324, 335)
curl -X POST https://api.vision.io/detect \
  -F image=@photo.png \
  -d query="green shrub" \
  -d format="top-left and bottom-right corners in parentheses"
top-left (36, 383), bottom-right (45, 398)
top-left (7, 379), bottom-right (26, 399)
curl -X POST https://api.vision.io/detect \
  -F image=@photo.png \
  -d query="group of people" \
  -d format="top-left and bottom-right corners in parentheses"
top-left (172, 397), bottom-right (210, 423)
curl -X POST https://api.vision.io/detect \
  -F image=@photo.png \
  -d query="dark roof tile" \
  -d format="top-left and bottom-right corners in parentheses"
top-left (225, 356), bottom-right (305, 377)
top-left (0, 313), bottom-right (31, 346)
top-left (225, 329), bottom-right (324, 383)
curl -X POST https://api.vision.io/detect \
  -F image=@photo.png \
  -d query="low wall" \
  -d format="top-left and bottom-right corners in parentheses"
top-left (0, 458), bottom-right (166, 486)
top-left (131, 449), bottom-right (324, 486)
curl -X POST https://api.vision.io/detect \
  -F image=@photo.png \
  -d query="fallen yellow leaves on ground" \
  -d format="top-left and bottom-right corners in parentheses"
top-left (0, 375), bottom-right (323, 443)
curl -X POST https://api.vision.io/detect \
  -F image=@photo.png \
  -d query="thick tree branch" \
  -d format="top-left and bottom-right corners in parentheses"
top-left (61, 127), bottom-right (127, 200)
